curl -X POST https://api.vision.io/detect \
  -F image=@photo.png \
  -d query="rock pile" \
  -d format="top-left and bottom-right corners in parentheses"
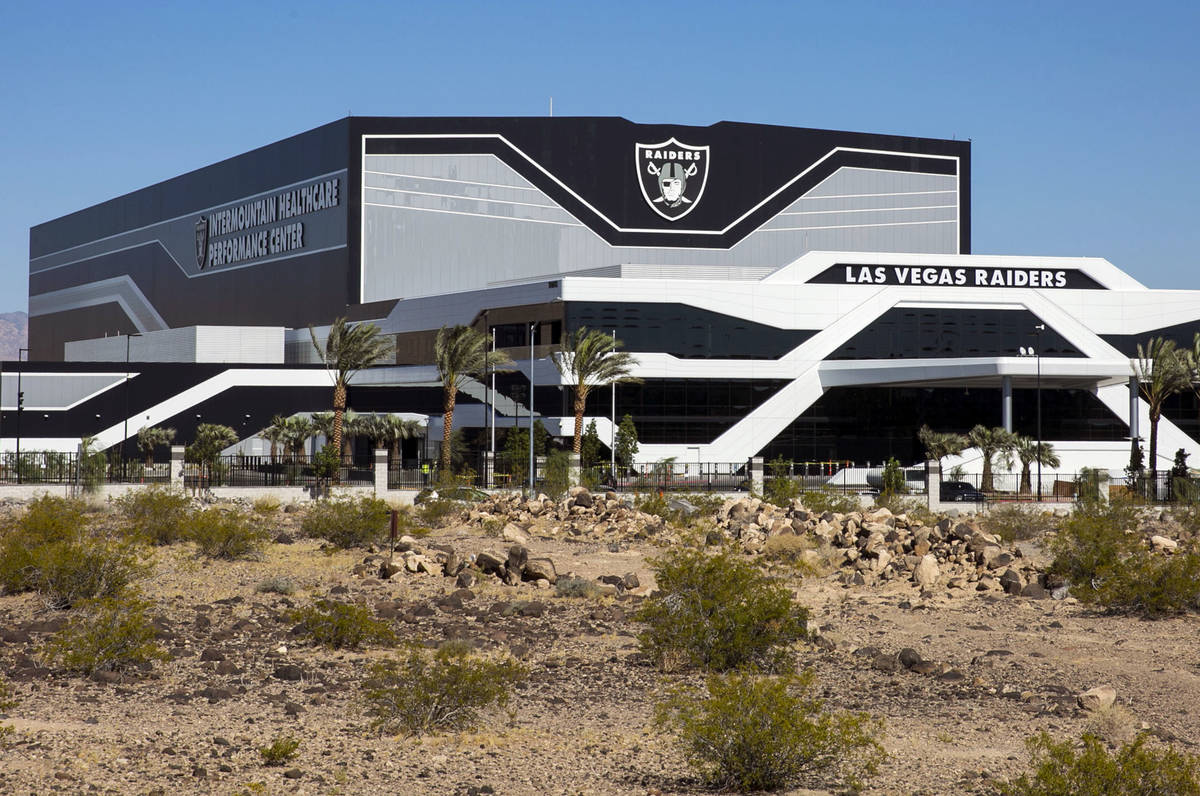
top-left (462, 487), bottom-right (667, 541)
top-left (715, 497), bottom-right (1053, 594)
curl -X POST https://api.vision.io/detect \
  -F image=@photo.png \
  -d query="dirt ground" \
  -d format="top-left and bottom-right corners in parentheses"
top-left (1, 499), bottom-right (1198, 795)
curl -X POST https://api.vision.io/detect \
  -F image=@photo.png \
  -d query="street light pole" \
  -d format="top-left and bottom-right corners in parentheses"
top-left (483, 309), bottom-right (489, 486)
top-left (529, 322), bottom-right (536, 495)
top-left (1034, 324), bottom-right (1044, 502)
top-left (122, 333), bottom-right (142, 482)
top-left (16, 347), bottom-right (28, 485)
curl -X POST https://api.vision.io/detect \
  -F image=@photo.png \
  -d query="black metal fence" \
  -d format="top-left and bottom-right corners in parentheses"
top-left (194, 455), bottom-right (374, 488)
top-left (0, 452), bottom-right (171, 486)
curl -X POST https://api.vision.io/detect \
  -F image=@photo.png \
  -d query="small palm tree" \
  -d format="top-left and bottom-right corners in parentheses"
top-left (1136, 337), bottom-right (1190, 483)
top-left (309, 317), bottom-right (393, 465)
top-left (553, 327), bottom-right (641, 455)
top-left (280, 415), bottom-right (314, 458)
top-left (968, 425), bottom-right (1017, 493)
top-left (917, 425), bottom-right (968, 476)
top-left (1014, 436), bottom-right (1060, 495)
top-left (434, 325), bottom-right (514, 476)
top-left (384, 415), bottom-right (424, 462)
top-left (261, 417), bottom-right (287, 462)
top-left (136, 426), bottom-right (176, 466)
top-left (340, 410), bottom-right (363, 463)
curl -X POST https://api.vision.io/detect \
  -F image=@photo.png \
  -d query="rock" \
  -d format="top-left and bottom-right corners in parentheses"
top-left (523, 558), bottom-right (557, 584)
top-left (913, 554), bottom-right (940, 589)
top-left (1021, 581), bottom-right (1047, 599)
top-left (501, 524), bottom-right (530, 545)
top-left (455, 571), bottom-right (477, 589)
top-left (622, 572), bottom-right (640, 590)
top-left (573, 490), bottom-right (594, 509)
top-left (273, 664), bottom-right (305, 682)
top-left (199, 648), bottom-right (225, 662)
top-left (475, 551), bottom-right (506, 576)
top-left (872, 652), bottom-right (901, 673)
top-left (898, 648), bottom-right (923, 669)
top-left (999, 568), bottom-right (1025, 596)
top-left (1151, 535), bottom-right (1178, 551)
top-left (379, 560), bottom-right (403, 579)
top-left (283, 768), bottom-right (303, 779)
top-left (284, 701), bottom-right (306, 717)
top-left (1078, 685), bottom-right (1117, 712)
top-left (667, 497), bottom-right (698, 517)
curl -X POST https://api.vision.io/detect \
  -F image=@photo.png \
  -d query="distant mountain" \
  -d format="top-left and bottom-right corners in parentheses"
top-left (0, 311), bottom-right (28, 361)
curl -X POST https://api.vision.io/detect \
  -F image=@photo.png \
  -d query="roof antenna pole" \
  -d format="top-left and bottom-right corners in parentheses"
top-left (549, 97), bottom-right (553, 117)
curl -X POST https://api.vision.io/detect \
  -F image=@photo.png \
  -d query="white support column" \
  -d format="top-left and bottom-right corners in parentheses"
top-left (1001, 376), bottom-right (1013, 432)
top-left (170, 445), bottom-right (185, 490)
top-left (926, 459), bottom-right (943, 512)
top-left (750, 456), bottom-right (764, 495)
top-left (374, 448), bottom-right (388, 494)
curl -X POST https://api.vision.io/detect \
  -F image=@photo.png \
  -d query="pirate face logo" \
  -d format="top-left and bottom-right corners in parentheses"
top-left (635, 138), bottom-right (709, 221)
top-left (194, 216), bottom-right (209, 269)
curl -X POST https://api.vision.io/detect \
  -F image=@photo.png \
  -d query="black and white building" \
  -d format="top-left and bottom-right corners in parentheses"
top-left (6, 116), bottom-right (1200, 475)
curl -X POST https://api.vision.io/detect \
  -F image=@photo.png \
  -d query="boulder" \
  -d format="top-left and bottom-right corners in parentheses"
top-left (523, 558), bottom-right (557, 584)
top-left (475, 551), bottom-right (506, 576)
top-left (502, 524), bottom-right (530, 545)
top-left (1150, 535), bottom-right (1178, 551)
top-left (1078, 685), bottom-right (1117, 712)
top-left (913, 554), bottom-right (940, 589)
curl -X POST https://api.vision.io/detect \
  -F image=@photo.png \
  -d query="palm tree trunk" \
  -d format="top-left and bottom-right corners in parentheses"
top-left (982, 452), bottom-right (993, 493)
top-left (1020, 463), bottom-right (1031, 494)
top-left (441, 391), bottom-right (456, 476)
top-left (1150, 408), bottom-right (1161, 485)
top-left (573, 389), bottom-right (588, 455)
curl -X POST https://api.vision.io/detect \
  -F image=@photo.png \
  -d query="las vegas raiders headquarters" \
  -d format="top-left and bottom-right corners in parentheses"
top-left (7, 115), bottom-right (1200, 474)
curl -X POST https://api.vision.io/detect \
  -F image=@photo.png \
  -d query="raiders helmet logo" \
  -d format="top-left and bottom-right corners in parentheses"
top-left (195, 216), bottom-right (209, 269)
top-left (635, 138), bottom-right (709, 221)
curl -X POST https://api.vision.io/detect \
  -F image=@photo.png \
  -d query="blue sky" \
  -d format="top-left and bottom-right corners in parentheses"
top-left (1, 0), bottom-right (1197, 311)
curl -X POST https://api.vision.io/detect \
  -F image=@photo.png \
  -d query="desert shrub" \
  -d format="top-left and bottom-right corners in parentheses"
top-left (1049, 497), bottom-right (1200, 615)
top-left (114, 485), bottom-right (193, 545)
top-left (290, 599), bottom-right (396, 649)
top-left (656, 669), bottom-right (885, 792)
top-left (632, 492), bottom-right (721, 527)
top-left (761, 534), bottom-right (820, 575)
top-left (258, 735), bottom-right (300, 766)
top-left (555, 576), bottom-right (604, 599)
top-left (43, 594), bottom-right (168, 674)
top-left (764, 456), bottom-right (801, 507)
top-left (982, 504), bottom-right (1059, 543)
top-left (1086, 704), bottom-right (1139, 747)
top-left (302, 495), bottom-right (392, 547)
top-left (542, 449), bottom-right (571, 499)
top-left (999, 731), bottom-right (1200, 795)
top-left (880, 456), bottom-right (907, 497)
top-left (252, 495), bottom-right (282, 516)
top-left (255, 576), bottom-right (297, 595)
top-left (800, 486), bottom-right (861, 515)
top-left (636, 543), bottom-right (808, 672)
top-left (415, 498), bottom-right (461, 530)
top-left (361, 643), bottom-right (526, 737)
top-left (1, 497), bottom-right (148, 608)
top-left (188, 508), bottom-right (268, 560)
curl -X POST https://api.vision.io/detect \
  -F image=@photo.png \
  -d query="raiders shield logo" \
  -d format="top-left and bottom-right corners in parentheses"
top-left (635, 138), bottom-right (710, 221)
top-left (194, 216), bottom-right (209, 269)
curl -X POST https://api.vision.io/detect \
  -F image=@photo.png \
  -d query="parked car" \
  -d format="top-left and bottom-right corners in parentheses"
top-left (939, 481), bottom-right (987, 502)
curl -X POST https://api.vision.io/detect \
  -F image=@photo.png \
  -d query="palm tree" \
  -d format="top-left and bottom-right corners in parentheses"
top-left (434, 325), bottom-right (514, 476)
top-left (968, 425), bottom-right (1016, 493)
top-left (917, 425), bottom-right (968, 476)
top-left (310, 411), bottom-right (335, 450)
top-left (553, 327), bottom-right (641, 455)
top-left (1014, 436), bottom-right (1060, 494)
top-left (263, 415), bottom-right (289, 461)
top-left (136, 426), bottom-right (176, 466)
top-left (309, 317), bottom-right (393, 465)
top-left (340, 410), bottom-right (362, 463)
top-left (384, 415), bottom-right (424, 462)
top-left (280, 415), bottom-right (314, 458)
top-left (1136, 337), bottom-right (1190, 483)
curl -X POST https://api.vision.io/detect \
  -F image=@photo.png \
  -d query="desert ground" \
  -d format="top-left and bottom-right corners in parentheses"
top-left (1, 490), bottom-right (1198, 795)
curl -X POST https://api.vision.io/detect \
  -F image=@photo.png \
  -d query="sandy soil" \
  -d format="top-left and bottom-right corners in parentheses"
top-left (1, 502), bottom-right (1198, 795)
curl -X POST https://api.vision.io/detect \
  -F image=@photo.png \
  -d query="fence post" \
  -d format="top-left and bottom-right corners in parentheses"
top-left (170, 445), bottom-right (184, 490)
top-left (926, 459), bottom-right (942, 513)
top-left (374, 448), bottom-right (387, 495)
top-left (750, 456), bottom-right (764, 495)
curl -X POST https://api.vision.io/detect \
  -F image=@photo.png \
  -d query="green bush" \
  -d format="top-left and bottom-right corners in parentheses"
top-left (764, 456), bottom-right (802, 507)
top-left (255, 576), bottom-right (297, 595)
top-left (542, 449), bottom-right (572, 499)
top-left (361, 643), bottom-right (526, 737)
top-left (555, 576), bottom-right (604, 599)
top-left (982, 504), bottom-right (1059, 543)
top-left (188, 508), bottom-right (268, 560)
top-left (258, 735), bottom-right (300, 766)
top-left (1049, 497), bottom-right (1200, 615)
top-left (114, 485), bottom-right (193, 545)
top-left (290, 599), bottom-right (396, 649)
top-left (43, 594), bottom-right (168, 674)
top-left (252, 496), bottom-right (282, 516)
top-left (800, 486), bottom-right (861, 515)
top-left (1000, 731), bottom-right (1200, 795)
top-left (301, 495), bottom-right (392, 548)
top-left (0, 496), bottom-right (148, 608)
top-left (635, 543), bottom-right (808, 672)
top-left (415, 498), bottom-right (461, 530)
top-left (656, 669), bottom-right (884, 792)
